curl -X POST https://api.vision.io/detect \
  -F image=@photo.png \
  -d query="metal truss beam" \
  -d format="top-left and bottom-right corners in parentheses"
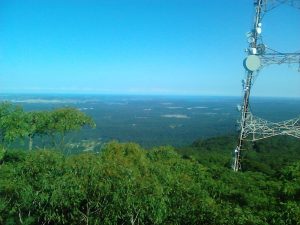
top-left (242, 113), bottom-right (300, 141)
top-left (260, 52), bottom-right (300, 66)
top-left (261, 0), bottom-right (300, 12)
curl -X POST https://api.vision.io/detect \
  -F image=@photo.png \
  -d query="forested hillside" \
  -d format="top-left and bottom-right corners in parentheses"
top-left (1, 136), bottom-right (299, 224)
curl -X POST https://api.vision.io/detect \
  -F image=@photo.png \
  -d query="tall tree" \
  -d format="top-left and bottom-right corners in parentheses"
top-left (47, 108), bottom-right (96, 148)
top-left (0, 102), bottom-right (28, 147)
top-left (25, 111), bottom-right (52, 151)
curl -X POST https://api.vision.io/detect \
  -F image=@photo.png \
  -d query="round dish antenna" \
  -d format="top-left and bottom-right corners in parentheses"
top-left (244, 55), bottom-right (261, 71)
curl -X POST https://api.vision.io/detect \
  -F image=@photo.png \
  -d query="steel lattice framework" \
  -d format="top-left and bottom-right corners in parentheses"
top-left (260, 48), bottom-right (300, 67)
top-left (261, 0), bottom-right (300, 11)
top-left (242, 113), bottom-right (300, 141)
top-left (233, 0), bottom-right (300, 171)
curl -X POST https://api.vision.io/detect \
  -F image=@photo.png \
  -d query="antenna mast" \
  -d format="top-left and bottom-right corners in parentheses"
top-left (233, 0), bottom-right (300, 171)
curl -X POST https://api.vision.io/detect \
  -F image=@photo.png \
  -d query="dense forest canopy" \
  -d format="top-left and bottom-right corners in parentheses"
top-left (0, 102), bottom-right (299, 224)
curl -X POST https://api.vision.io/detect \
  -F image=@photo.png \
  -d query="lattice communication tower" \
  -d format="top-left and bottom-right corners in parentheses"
top-left (233, 0), bottom-right (300, 171)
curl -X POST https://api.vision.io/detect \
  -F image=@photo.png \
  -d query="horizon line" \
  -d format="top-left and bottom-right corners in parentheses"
top-left (0, 92), bottom-right (300, 99)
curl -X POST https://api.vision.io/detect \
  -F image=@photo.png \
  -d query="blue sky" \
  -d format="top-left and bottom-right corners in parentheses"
top-left (0, 0), bottom-right (299, 96)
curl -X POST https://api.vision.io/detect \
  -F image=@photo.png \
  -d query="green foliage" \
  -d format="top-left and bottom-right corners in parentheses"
top-left (176, 135), bottom-right (300, 224)
top-left (24, 111), bottom-right (52, 150)
top-left (45, 108), bottom-right (96, 148)
top-left (1, 149), bottom-right (26, 164)
top-left (0, 102), bottom-right (95, 151)
top-left (1, 139), bottom-right (299, 224)
top-left (0, 102), bottom-right (28, 146)
top-left (0, 148), bottom-right (5, 161)
top-left (0, 103), bottom-right (299, 225)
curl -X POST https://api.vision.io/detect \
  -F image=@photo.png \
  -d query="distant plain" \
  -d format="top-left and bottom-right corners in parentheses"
top-left (1, 94), bottom-right (299, 147)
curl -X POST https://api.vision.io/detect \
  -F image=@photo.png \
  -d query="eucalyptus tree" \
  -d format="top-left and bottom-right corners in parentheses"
top-left (0, 102), bottom-right (28, 148)
top-left (25, 111), bottom-right (53, 150)
top-left (47, 108), bottom-right (96, 148)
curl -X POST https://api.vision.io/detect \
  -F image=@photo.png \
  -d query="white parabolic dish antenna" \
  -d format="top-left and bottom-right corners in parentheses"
top-left (244, 55), bottom-right (261, 71)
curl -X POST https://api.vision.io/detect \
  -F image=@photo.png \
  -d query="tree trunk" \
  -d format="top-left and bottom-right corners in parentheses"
top-left (51, 134), bottom-right (56, 148)
top-left (60, 133), bottom-right (66, 152)
top-left (29, 135), bottom-right (33, 151)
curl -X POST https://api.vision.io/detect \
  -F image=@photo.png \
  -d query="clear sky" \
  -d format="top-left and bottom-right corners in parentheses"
top-left (0, 0), bottom-right (299, 96)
